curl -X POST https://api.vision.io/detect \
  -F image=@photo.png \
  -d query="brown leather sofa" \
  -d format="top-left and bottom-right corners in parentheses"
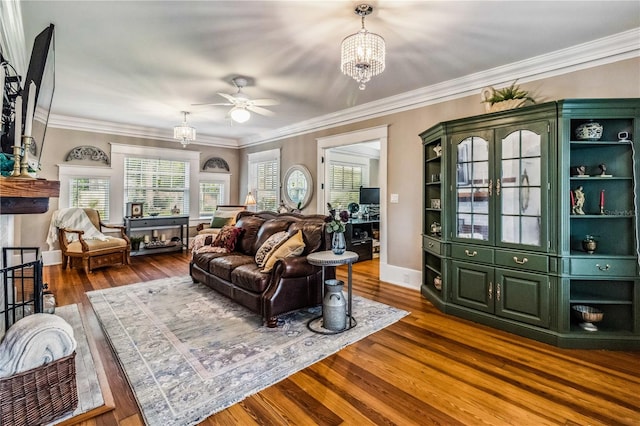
top-left (190, 211), bottom-right (335, 327)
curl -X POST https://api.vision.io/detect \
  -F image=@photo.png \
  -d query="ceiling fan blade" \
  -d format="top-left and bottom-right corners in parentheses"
top-left (217, 92), bottom-right (238, 104)
top-left (250, 98), bottom-right (279, 106)
top-left (191, 102), bottom-right (234, 107)
top-left (247, 105), bottom-right (275, 116)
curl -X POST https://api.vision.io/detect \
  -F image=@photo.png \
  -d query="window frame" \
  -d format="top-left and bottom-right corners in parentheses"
top-left (248, 149), bottom-right (280, 212)
top-left (58, 164), bottom-right (114, 220)
top-left (198, 172), bottom-right (231, 218)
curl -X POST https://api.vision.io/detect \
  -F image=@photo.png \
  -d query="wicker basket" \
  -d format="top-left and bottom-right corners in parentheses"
top-left (0, 352), bottom-right (78, 426)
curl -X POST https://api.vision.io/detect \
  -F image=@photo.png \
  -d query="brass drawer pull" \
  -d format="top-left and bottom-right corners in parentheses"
top-left (488, 282), bottom-right (493, 299)
top-left (428, 242), bottom-right (434, 248)
top-left (465, 250), bottom-right (478, 257)
top-left (513, 256), bottom-right (528, 265)
top-left (596, 264), bottom-right (610, 271)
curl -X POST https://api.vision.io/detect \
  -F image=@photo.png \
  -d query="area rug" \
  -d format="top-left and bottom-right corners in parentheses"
top-left (87, 275), bottom-right (408, 426)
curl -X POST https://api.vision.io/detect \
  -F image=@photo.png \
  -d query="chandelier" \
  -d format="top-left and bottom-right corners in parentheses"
top-left (340, 4), bottom-right (386, 90)
top-left (173, 111), bottom-right (196, 147)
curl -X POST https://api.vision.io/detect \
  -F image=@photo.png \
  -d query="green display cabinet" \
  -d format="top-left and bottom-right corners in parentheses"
top-left (421, 98), bottom-right (640, 349)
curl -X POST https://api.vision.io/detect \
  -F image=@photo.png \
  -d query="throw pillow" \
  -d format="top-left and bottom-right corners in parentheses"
top-left (209, 208), bottom-right (242, 228)
top-left (255, 231), bottom-right (290, 268)
top-left (261, 230), bottom-right (305, 273)
top-left (212, 225), bottom-right (243, 252)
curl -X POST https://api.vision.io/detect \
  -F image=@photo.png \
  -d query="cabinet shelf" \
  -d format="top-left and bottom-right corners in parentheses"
top-left (569, 176), bottom-right (632, 181)
top-left (570, 140), bottom-right (632, 146)
top-left (570, 298), bottom-right (632, 305)
top-left (426, 181), bottom-right (442, 186)
top-left (570, 215), bottom-right (634, 219)
top-left (424, 264), bottom-right (441, 275)
top-left (426, 156), bottom-right (442, 163)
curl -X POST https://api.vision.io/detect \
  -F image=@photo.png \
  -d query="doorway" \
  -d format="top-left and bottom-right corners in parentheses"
top-left (316, 125), bottom-right (388, 275)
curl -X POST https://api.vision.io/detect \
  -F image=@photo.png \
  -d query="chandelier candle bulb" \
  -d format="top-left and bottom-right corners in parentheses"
top-left (24, 80), bottom-right (36, 137)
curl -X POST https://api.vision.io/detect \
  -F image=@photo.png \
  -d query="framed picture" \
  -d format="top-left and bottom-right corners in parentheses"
top-left (127, 202), bottom-right (143, 218)
top-left (431, 199), bottom-right (441, 209)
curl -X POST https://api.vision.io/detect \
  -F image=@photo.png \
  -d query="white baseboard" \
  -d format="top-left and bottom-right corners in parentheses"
top-left (43, 250), bottom-right (62, 266)
top-left (379, 262), bottom-right (421, 291)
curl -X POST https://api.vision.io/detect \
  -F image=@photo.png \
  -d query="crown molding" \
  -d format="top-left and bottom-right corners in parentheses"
top-left (47, 114), bottom-right (240, 148)
top-left (239, 28), bottom-right (640, 147)
top-left (0, 0), bottom-right (28, 74)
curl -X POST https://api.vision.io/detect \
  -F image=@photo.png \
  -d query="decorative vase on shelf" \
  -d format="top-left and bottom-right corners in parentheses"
top-left (582, 235), bottom-right (597, 254)
top-left (575, 121), bottom-right (603, 141)
top-left (332, 232), bottom-right (346, 255)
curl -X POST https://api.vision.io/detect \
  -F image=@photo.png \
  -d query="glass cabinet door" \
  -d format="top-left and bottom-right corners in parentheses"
top-left (455, 135), bottom-right (491, 241)
top-left (497, 123), bottom-right (548, 249)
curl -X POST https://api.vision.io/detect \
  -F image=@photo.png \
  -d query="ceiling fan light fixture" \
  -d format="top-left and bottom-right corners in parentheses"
top-left (340, 4), bottom-right (385, 90)
top-left (173, 111), bottom-right (196, 147)
top-left (230, 106), bottom-right (251, 123)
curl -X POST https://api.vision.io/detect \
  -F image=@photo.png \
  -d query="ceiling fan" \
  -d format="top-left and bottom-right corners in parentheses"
top-left (193, 77), bottom-right (279, 123)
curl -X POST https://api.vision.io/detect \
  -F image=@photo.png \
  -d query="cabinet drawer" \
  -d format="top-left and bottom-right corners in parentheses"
top-left (495, 250), bottom-right (549, 273)
top-left (423, 235), bottom-right (442, 255)
top-left (452, 245), bottom-right (493, 263)
top-left (570, 258), bottom-right (637, 277)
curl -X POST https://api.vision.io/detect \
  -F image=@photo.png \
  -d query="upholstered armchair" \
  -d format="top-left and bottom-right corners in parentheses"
top-left (54, 208), bottom-right (130, 273)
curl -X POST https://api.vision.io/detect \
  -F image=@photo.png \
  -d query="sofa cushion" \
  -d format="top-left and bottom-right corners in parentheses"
top-left (255, 231), bottom-right (289, 268)
top-left (192, 251), bottom-right (231, 272)
top-left (212, 225), bottom-right (243, 252)
top-left (231, 263), bottom-right (271, 293)
top-left (261, 230), bottom-right (305, 273)
top-left (234, 215), bottom-right (266, 255)
top-left (287, 221), bottom-right (324, 255)
top-left (208, 254), bottom-right (255, 281)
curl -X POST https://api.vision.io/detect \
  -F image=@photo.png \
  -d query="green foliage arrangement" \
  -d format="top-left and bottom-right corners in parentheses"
top-left (483, 80), bottom-right (535, 105)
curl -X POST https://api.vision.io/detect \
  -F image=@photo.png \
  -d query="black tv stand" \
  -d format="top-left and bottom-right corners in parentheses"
top-left (345, 219), bottom-right (379, 263)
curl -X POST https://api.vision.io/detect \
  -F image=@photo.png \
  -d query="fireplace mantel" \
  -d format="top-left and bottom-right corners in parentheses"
top-left (0, 177), bottom-right (60, 214)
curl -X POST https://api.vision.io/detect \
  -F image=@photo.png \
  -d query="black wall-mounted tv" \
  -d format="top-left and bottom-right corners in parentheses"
top-left (359, 187), bottom-right (380, 205)
top-left (1, 23), bottom-right (55, 164)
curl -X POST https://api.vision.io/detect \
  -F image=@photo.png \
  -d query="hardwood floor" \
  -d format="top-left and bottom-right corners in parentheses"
top-left (45, 252), bottom-right (640, 425)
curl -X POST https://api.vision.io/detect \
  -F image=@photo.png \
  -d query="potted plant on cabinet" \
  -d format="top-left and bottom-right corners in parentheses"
top-left (481, 80), bottom-right (535, 113)
top-left (130, 236), bottom-right (144, 251)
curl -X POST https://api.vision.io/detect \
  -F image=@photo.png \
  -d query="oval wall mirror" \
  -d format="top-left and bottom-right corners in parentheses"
top-left (283, 165), bottom-right (313, 210)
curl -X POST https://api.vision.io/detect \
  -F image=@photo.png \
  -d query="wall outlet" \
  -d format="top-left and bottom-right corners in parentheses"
top-left (390, 193), bottom-right (399, 203)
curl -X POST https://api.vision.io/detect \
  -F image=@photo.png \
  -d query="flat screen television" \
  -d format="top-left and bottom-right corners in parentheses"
top-left (359, 187), bottom-right (380, 205)
top-left (1, 23), bottom-right (55, 167)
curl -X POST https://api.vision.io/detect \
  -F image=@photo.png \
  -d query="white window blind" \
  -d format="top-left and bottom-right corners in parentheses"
top-left (256, 159), bottom-right (278, 211)
top-left (124, 157), bottom-right (190, 215)
top-left (329, 162), bottom-right (362, 208)
top-left (69, 177), bottom-right (110, 220)
top-left (199, 182), bottom-right (225, 217)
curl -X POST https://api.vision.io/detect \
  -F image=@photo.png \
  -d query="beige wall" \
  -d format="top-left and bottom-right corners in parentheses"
top-left (11, 57), bottom-right (640, 273)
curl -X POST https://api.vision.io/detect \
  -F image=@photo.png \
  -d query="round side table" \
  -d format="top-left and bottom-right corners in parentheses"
top-left (306, 250), bottom-right (359, 334)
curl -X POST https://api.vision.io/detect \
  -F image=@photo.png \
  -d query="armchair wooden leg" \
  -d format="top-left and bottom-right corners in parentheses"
top-left (83, 257), bottom-right (91, 273)
top-left (62, 255), bottom-right (69, 269)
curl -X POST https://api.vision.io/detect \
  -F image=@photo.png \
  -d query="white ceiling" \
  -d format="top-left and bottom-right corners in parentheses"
top-left (14, 1), bottom-right (640, 147)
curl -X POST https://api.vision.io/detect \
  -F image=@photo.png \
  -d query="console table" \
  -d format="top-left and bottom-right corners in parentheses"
top-left (123, 216), bottom-right (188, 256)
top-left (306, 250), bottom-right (359, 334)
